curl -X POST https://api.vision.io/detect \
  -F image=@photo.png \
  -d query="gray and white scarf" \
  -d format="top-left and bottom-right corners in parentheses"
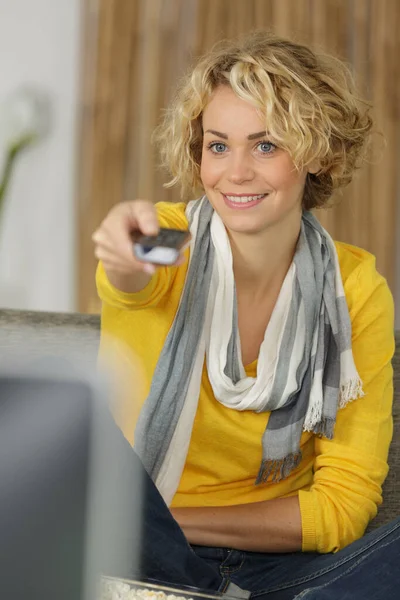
top-left (134, 196), bottom-right (364, 505)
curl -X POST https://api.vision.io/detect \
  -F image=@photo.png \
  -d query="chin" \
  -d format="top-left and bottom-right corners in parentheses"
top-left (219, 214), bottom-right (275, 236)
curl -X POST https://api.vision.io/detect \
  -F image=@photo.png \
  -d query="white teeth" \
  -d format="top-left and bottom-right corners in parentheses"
top-left (225, 194), bottom-right (265, 203)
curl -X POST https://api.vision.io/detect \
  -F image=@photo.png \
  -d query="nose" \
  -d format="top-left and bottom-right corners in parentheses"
top-left (226, 153), bottom-right (255, 185)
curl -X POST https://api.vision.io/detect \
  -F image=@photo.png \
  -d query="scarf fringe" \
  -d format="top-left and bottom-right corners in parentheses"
top-left (339, 376), bottom-right (365, 409)
top-left (303, 398), bottom-right (323, 432)
top-left (313, 416), bottom-right (335, 438)
top-left (256, 451), bottom-right (302, 485)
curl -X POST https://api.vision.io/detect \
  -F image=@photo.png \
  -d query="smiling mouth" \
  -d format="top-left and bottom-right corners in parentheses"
top-left (222, 193), bottom-right (268, 204)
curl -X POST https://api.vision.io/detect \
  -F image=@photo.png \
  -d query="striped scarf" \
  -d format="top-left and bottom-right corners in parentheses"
top-left (134, 196), bottom-right (364, 505)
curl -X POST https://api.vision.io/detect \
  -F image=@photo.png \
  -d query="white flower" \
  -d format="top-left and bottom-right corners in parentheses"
top-left (0, 86), bottom-right (51, 149)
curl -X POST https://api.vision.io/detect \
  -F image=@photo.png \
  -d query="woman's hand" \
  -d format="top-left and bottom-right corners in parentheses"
top-left (92, 200), bottom-right (160, 277)
top-left (92, 200), bottom-right (184, 293)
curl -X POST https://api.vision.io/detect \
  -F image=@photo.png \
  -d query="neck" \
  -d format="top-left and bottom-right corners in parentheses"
top-left (229, 213), bottom-right (302, 298)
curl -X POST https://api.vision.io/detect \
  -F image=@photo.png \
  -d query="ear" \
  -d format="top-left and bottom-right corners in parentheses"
top-left (307, 159), bottom-right (321, 175)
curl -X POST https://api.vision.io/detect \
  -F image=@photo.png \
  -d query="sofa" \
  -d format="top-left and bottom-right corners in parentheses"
top-left (0, 308), bottom-right (398, 531)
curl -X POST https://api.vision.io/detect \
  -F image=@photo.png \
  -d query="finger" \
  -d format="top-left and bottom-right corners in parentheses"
top-left (101, 261), bottom-right (128, 274)
top-left (94, 244), bottom-right (135, 267)
top-left (101, 257), bottom-right (156, 277)
top-left (92, 229), bottom-right (108, 245)
top-left (142, 262), bottom-right (156, 275)
top-left (173, 247), bottom-right (191, 266)
top-left (95, 218), bottom-right (136, 260)
top-left (94, 247), bottom-right (124, 268)
top-left (93, 230), bottom-right (125, 257)
top-left (130, 201), bottom-right (159, 236)
top-left (96, 245), bottom-right (158, 277)
top-left (173, 254), bottom-right (186, 267)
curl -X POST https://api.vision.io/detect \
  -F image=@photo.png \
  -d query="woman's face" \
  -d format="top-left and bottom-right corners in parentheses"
top-left (200, 85), bottom-right (309, 236)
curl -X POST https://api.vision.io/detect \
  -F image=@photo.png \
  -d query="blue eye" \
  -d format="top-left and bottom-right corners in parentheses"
top-left (258, 141), bottom-right (276, 154)
top-left (209, 142), bottom-right (227, 153)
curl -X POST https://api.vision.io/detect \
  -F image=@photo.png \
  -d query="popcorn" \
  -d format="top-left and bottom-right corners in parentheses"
top-left (100, 578), bottom-right (195, 600)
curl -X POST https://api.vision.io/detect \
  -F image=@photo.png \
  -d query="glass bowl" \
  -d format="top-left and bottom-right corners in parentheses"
top-left (99, 576), bottom-right (234, 600)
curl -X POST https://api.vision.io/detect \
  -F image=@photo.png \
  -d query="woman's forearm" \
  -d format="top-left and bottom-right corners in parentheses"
top-left (170, 495), bottom-right (302, 553)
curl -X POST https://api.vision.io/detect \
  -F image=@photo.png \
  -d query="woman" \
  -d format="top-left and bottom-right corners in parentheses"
top-left (92, 31), bottom-right (399, 599)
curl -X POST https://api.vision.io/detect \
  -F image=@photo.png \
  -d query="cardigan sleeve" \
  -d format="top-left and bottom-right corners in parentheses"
top-left (298, 256), bottom-right (395, 553)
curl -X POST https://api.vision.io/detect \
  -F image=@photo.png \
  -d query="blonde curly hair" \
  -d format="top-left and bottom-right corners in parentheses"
top-left (154, 31), bottom-right (373, 210)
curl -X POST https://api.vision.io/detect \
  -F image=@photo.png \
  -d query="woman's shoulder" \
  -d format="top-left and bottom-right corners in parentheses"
top-left (335, 241), bottom-right (376, 281)
top-left (334, 240), bottom-right (393, 314)
top-left (155, 201), bottom-right (189, 229)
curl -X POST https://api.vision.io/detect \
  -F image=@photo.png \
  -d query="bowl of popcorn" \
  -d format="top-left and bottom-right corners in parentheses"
top-left (100, 576), bottom-right (232, 600)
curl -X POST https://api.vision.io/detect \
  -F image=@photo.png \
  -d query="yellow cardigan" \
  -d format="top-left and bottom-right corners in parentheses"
top-left (96, 201), bottom-right (394, 554)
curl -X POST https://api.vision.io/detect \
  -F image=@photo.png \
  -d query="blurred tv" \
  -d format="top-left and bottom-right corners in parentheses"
top-left (0, 354), bottom-right (143, 600)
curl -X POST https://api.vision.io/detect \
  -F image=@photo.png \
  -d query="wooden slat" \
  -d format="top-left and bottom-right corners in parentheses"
top-left (133, 0), bottom-right (162, 200)
top-left (254, 0), bottom-right (273, 28)
top-left (122, 0), bottom-right (143, 203)
top-left (77, 0), bottom-right (100, 313)
top-left (272, 0), bottom-right (296, 38)
top-left (367, 0), bottom-right (399, 286)
top-left (319, 0), bottom-right (352, 243)
top-left (77, 0), bottom-right (137, 313)
top-left (292, 0), bottom-right (314, 44)
top-left (343, 0), bottom-right (371, 253)
top-left (235, 0), bottom-right (255, 37)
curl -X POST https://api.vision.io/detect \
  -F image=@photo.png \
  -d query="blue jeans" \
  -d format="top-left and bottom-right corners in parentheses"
top-left (105, 410), bottom-right (400, 599)
top-left (192, 517), bottom-right (400, 599)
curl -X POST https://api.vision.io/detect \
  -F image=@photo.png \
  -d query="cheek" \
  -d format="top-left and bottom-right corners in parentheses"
top-left (270, 157), bottom-right (307, 192)
top-left (280, 172), bottom-right (306, 193)
top-left (200, 152), bottom-right (223, 187)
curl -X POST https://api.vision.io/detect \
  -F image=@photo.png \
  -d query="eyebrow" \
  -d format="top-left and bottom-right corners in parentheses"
top-left (204, 129), bottom-right (267, 140)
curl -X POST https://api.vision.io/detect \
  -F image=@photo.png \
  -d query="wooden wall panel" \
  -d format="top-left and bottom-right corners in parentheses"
top-left (78, 0), bottom-right (400, 313)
